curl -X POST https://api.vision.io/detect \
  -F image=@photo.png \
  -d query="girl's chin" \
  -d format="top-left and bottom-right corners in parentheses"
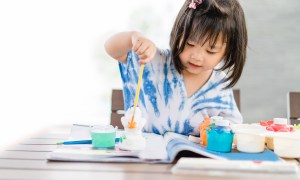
top-left (184, 69), bottom-right (202, 75)
top-left (184, 68), bottom-right (211, 76)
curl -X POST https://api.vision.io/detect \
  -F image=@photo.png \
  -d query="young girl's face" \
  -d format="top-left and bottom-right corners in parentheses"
top-left (179, 36), bottom-right (226, 75)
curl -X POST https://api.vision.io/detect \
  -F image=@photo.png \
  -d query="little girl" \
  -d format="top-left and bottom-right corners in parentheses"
top-left (104, 0), bottom-right (247, 136)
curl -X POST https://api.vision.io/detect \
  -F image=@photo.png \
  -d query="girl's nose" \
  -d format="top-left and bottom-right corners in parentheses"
top-left (191, 50), bottom-right (204, 62)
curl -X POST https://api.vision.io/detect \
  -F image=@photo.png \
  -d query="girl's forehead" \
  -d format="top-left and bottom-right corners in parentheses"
top-left (188, 35), bottom-right (225, 48)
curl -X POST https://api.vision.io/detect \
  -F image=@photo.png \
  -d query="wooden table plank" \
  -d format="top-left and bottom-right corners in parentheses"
top-left (0, 159), bottom-right (172, 173)
top-left (1, 168), bottom-right (299, 180)
top-left (0, 151), bottom-right (48, 160)
top-left (0, 169), bottom-right (212, 180)
top-left (5, 145), bottom-right (58, 152)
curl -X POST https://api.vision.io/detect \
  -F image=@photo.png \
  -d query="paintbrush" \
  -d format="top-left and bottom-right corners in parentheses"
top-left (128, 64), bottom-right (145, 128)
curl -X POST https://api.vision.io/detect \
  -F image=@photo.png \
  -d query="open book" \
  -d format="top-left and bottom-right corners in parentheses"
top-left (47, 131), bottom-right (280, 163)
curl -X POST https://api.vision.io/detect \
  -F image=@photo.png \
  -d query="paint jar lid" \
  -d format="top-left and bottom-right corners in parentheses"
top-left (215, 119), bottom-right (229, 127)
top-left (211, 116), bottom-right (223, 123)
top-left (273, 118), bottom-right (287, 125)
top-left (91, 125), bottom-right (115, 133)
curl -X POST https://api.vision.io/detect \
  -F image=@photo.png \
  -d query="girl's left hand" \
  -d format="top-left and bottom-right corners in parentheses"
top-left (131, 32), bottom-right (157, 64)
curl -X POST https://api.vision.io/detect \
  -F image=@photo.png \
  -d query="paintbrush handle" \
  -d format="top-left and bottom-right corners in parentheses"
top-left (133, 64), bottom-right (145, 111)
top-left (129, 64), bottom-right (145, 126)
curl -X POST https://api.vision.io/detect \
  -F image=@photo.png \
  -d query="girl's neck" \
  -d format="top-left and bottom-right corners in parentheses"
top-left (182, 69), bottom-right (213, 98)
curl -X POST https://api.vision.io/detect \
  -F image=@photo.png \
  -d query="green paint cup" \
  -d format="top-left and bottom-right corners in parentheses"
top-left (91, 125), bottom-right (116, 149)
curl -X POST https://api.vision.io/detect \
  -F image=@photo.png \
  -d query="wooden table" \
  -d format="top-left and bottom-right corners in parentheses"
top-left (1, 125), bottom-right (300, 180)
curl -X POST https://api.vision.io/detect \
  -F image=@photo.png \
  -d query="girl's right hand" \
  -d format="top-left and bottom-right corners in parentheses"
top-left (131, 32), bottom-right (157, 64)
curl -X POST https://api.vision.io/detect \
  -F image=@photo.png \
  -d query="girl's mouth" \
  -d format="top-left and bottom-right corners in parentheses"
top-left (188, 62), bottom-right (203, 69)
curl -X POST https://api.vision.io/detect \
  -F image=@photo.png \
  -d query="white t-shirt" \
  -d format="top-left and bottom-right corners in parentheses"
top-left (118, 48), bottom-right (242, 136)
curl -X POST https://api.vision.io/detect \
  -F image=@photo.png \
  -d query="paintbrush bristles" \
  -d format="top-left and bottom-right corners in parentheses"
top-left (128, 115), bottom-right (137, 128)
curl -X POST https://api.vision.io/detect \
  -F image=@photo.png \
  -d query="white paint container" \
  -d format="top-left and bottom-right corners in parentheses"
top-left (231, 124), bottom-right (267, 153)
top-left (234, 128), bottom-right (267, 153)
top-left (265, 118), bottom-right (294, 150)
top-left (273, 132), bottom-right (300, 158)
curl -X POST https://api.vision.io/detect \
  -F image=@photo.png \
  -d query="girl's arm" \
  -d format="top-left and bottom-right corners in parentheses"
top-left (104, 31), bottom-right (157, 64)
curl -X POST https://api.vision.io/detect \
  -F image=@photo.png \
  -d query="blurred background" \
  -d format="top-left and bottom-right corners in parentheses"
top-left (1, 0), bottom-right (300, 150)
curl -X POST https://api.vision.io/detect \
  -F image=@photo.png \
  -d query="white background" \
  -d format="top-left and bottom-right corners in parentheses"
top-left (0, 0), bottom-right (181, 149)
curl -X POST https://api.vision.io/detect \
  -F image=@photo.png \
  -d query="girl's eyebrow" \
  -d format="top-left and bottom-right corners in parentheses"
top-left (209, 45), bottom-right (222, 50)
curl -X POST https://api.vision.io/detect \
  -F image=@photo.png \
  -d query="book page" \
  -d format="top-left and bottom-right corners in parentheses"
top-left (138, 133), bottom-right (168, 160)
top-left (163, 132), bottom-right (188, 144)
top-left (48, 132), bottom-right (169, 163)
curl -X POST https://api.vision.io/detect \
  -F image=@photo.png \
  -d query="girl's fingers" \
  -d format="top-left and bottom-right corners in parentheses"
top-left (138, 54), bottom-right (148, 60)
top-left (132, 37), bottom-right (156, 64)
top-left (138, 58), bottom-right (148, 64)
top-left (136, 44), bottom-right (148, 55)
top-left (139, 53), bottom-right (152, 64)
top-left (132, 40), bottom-right (142, 52)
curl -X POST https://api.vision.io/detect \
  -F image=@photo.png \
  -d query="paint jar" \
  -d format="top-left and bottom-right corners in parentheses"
top-left (199, 116), bottom-right (223, 146)
top-left (260, 120), bottom-right (273, 127)
top-left (234, 128), bottom-right (266, 153)
top-left (231, 123), bottom-right (264, 149)
top-left (273, 132), bottom-right (300, 158)
top-left (265, 118), bottom-right (295, 150)
top-left (206, 119), bottom-right (234, 153)
top-left (199, 117), bottom-right (211, 146)
top-left (91, 125), bottom-right (116, 149)
top-left (266, 118), bottom-right (294, 132)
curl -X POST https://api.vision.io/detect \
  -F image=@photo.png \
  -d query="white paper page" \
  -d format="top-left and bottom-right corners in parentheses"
top-left (163, 132), bottom-right (188, 145)
top-left (138, 133), bottom-right (168, 160)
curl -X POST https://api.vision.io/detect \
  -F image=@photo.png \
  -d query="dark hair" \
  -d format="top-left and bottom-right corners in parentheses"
top-left (170, 0), bottom-right (247, 88)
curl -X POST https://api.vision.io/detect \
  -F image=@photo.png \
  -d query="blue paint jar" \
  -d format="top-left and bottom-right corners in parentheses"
top-left (206, 119), bottom-right (234, 153)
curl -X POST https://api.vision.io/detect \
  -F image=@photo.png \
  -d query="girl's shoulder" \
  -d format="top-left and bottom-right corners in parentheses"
top-left (148, 48), bottom-right (173, 70)
top-left (210, 70), bottom-right (226, 84)
top-left (209, 70), bottom-right (232, 92)
top-left (152, 48), bottom-right (172, 63)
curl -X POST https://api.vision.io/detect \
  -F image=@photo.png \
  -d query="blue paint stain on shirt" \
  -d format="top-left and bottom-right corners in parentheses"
top-left (123, 86), bottom-right (132, 110)
top-left (163, 62), bottom-right (172, 106)
top-left (119, 63), bottom-right (128, 83)
top-left (152, 125), bottom-right (161, 135)
top-left (167, 117), bottom-right (172, 128)
top-left (193, 106), bottom-right (231, 114)
top-left (181, 119), bottom-right (194, 135)
top-left (229, 93), bottom-right (234, 110)
top-left (177, 80), bottom-right (185, 111)
top-left (191, 96), bottom-right (227, 109)
top-left (193, 80), bottom-right (223, 100)
top-left (139, 89), bottom-right (146, 110)
top-left (174, 121), bottom-right (180, 134)
top-left (143, 67), bottom-right (160, 117)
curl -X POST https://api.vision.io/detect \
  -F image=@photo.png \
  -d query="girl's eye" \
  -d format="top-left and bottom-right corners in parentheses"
top-left (207, 50), bottom-right (217, 54)
top-left (186, 42), bottom-right (195, 47)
